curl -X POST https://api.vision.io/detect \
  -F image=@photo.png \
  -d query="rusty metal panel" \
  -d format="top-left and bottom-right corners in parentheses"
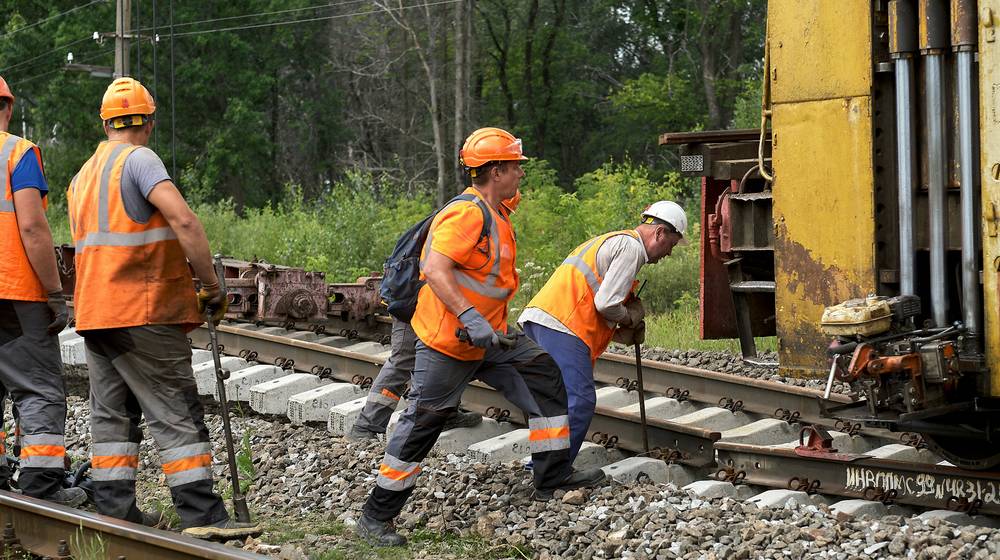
top-left (768, 0), bottom-right (873, 104)
top-left (980, 0), bottom-right (1000, 395)
top-left (772, 97), bottom-right (878, 378)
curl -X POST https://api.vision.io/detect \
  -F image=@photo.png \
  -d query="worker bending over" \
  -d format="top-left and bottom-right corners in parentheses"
top-left (66, 78), bottom-right (258, 538)
top-left (0, 76), bottom-right (84, 507)
top-left (519, 202), bottom-right (688, 461)
top-left (357, 128), bottom-right (605, 546)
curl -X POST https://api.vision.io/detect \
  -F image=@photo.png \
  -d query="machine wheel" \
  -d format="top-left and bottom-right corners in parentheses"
top-left (924, 435), bottom-right (1000, 470)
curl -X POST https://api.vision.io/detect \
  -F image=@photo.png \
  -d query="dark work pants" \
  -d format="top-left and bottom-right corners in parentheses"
top-left (0, 300), bottom-right (67, 498)
top-left (363, 334), bottom-right (573, 522)
top-left (82, 325), bottom-right (228, 528)
top-left (353, 319), bottom-right (416, 434)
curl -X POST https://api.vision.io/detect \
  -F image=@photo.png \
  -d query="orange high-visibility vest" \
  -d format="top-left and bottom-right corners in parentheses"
top-left (411, 187), bottom-right (519, 361)
top-left (66, 141), bottom-right (202, 331)
top-left (525, 230), bottom-right (641, 362)
top-left (0, 132), bottom-right (48, 302)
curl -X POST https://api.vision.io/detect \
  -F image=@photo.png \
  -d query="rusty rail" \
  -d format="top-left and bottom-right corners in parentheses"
top-left (716, 441), bottom-right (1000, 515)
top-left (0, 490), bottom-right (265, 559)
top-left (189, 322), bottom-right (875, 467)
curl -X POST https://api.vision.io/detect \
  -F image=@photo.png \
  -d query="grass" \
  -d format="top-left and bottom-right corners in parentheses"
top-left (644, 299), bottom-right (777, 353)
top-left (69, 527), bottom-right (106, 560)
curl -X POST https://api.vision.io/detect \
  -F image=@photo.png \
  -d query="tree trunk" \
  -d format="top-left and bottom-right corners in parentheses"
top-left (453, 0), bottom-right (467, 187)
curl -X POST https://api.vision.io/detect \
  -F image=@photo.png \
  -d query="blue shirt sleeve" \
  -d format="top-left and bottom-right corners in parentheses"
top-left (10, 147), bottom-right (48, 198)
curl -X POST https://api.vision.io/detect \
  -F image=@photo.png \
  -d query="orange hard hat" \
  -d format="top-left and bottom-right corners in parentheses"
top-left (0, 75), bottom-right (14, 105)
top-left (459, 127), bottom-right (528, 169)
top-left (100, 77), bottom-right (155, 121)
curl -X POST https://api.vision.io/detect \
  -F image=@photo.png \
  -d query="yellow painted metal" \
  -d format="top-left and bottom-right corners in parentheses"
top-left (772, 98), bottom-right (878, 377)
top-left (979, 1), bottom-right (1000, 395)
top-left (768, 0), bottom-right (873, 104)
top-left (768, 0), bottom-right (877, 377)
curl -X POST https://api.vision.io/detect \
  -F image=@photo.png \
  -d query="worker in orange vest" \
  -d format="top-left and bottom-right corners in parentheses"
top-left (357, 128), bottom-right (606, 547)
top-left (0, 75), bottom-right (85, 507)
top-left (519, 201), bottom-right (688, 461)
top-left (66, 78), bottom-right (259, 539)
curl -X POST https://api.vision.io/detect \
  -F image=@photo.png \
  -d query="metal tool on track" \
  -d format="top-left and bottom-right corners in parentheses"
top-left (205, 256), bottom-right (253, 523)
top-left (633, 281), bottom-right (650, 453)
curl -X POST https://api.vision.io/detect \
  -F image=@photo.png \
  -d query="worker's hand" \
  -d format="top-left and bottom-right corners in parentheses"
top-left (621, 297), bottom-right (645, 328)
top-left (458, 307), bottom-right (498, 348)
top-left (45, 290), bottom-right (69, 335)
top-left (613, 321), bottom-right (646, 346)
top-left (197, 281), bottom-right (228, 325)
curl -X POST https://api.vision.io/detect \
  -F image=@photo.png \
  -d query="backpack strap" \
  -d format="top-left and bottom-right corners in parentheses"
top-left (449, 193), bottom-right (493, 243)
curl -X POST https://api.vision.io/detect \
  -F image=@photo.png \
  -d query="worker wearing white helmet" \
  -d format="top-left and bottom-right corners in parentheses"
top-left (518, 200), bottom-right (688, 461)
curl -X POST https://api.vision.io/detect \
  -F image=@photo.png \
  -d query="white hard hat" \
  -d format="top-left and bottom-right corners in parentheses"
top-left (641, 200), bottom-right (689, 245)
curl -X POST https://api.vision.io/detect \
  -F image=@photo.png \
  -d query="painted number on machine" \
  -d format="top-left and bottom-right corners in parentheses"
top-left (845, 468), bottom-right (1000, 505)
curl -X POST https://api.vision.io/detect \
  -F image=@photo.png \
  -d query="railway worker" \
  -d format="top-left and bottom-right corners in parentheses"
top-left (66, 77), bottom-right (259, 538)
top-left (357, 127), bottom-right (606, 546)
top-left (518, 201), bottom-right (688, 462)
top-left (349, 189), bottom-right (523, 441)
top-left (0, 76), bottom-right (86, 507)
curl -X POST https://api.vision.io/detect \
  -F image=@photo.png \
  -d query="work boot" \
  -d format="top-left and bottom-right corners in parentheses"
top-left (533, 467), bottom-right (607, 502)
top-left (346, 424), bottom-right (380, 441)
top-left (442, 409), bottom-right (483, 431)
top-left (356, 514), bottom-right (407, 547)
top-left (44, 487), bottom-right (88, 508)
top-left (141, 510), bottom-right (170, 529)
top-left (182, 518), bottom-right (262, 539)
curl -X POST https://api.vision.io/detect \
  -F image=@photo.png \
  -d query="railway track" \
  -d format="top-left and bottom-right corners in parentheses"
top-left (56, 321), bottom-right (1000, 532)
top-left (0, 489), bottom-right (265, 559)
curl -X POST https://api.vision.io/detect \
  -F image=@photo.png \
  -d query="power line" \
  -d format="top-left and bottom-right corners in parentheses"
top-left (133, 0), bottom-right (371, 34)
top-left (158, 0), bottom-right (460, 39)
top-left (11, 48), bottom-right (114, 86)
top-left (0, 36), bottom-right (92, 74)
top-left (0, 0), bottom-right (106, 41)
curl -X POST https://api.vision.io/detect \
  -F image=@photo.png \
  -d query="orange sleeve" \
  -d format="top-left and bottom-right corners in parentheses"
top-left (428, 202), bottom-right (486, 265)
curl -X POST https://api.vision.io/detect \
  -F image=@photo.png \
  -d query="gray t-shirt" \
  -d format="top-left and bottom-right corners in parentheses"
top-left (120, 147), bottom-right (171, 223)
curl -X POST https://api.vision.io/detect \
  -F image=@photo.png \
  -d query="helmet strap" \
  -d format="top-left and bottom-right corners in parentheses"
top-left (107, 114), bottom-right (151, 129)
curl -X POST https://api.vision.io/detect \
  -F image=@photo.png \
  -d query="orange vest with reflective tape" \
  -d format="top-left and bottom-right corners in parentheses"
top-left (411, 187), bottom-right (519, 361)
top-left (525, 230), bottom-right (640, 362)
top-left (67, 141), bottom-right (202, 331)
top-left (0, 132), bottom-right (48, 302)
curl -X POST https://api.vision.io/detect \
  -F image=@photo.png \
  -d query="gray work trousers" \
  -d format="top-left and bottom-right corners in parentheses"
top-left (363, 334), bottom-right (573, 521)
top-left (82, 325), bottom-right (228, 528)
top-left (353, 320), bottom-right (415, 434)
top-left (0, 300), bottom-right (67, 498)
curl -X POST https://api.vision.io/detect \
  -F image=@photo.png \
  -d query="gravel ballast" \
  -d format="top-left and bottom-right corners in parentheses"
top-left (57, 380), bottom-right (998, 559)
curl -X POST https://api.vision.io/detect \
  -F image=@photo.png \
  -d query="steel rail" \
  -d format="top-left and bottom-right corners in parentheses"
top-left (716, 442), bottom-right (1000, 515)
top-left (191, 323), bottom-right (883, 466)
top-left (0, 490), bottom-right (265, 559)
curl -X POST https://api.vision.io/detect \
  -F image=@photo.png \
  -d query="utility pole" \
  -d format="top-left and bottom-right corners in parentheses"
top-left (114, 0), bottom-right (131, 77)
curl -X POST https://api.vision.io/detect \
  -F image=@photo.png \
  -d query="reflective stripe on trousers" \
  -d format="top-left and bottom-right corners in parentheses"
top-left (528, 415), bottom-right (571, 452)
top-left (91, 442), bottom-right (140, 481)
top-left (19, 433), bottom-right (65, 469)
top-left (160, 442), bottom-right (213, 487)
top-left (369, 388), bottom-right (400, 409)
top-left (376, 453), bottom-right (422, 492)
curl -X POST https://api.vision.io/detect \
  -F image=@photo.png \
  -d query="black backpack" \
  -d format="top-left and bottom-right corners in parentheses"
top-left (380, 193), bottom-right (493, 323)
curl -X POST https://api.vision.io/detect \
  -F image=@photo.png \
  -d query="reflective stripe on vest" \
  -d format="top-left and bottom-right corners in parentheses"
top-left (0, 135), bottom-right (20, 213)
top-left (75, 142), bottom-right (178, 252)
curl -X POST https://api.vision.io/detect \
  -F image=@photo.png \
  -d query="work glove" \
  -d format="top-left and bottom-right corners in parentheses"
top-left (45, 290), bottom-right (69, 335)
top-left (613, 320), bottom-right (646, 346)
top-left (197, 281), bottom-right (229, 325)
top-left (620, 297), bottom-right (645, 328)
top-left (458, 307), bottom-right (498, 348)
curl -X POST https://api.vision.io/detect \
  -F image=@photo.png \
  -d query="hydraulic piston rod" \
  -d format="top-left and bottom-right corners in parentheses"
top-left (890, 0), bottom-right (919, 296)
top-left (953, 0), bottom-right (980, 340)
